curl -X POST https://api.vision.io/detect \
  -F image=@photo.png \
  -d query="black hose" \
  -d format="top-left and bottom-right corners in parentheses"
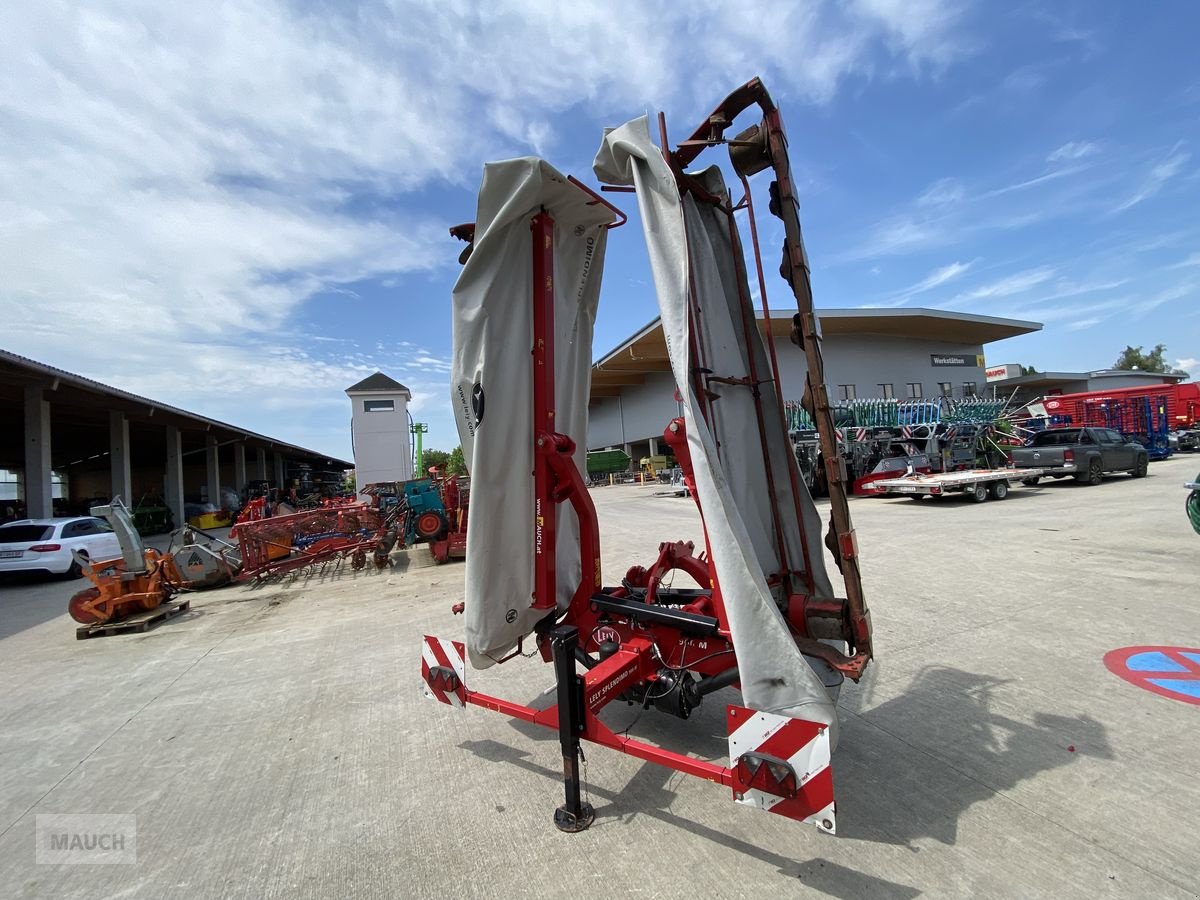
top-left (697, 666), bottom-right (739, 695)
top-left (574, 647), bottom-right (598, 670)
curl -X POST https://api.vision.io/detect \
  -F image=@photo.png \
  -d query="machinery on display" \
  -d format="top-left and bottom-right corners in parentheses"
top-left (424, 79), bottom-right (872, 834)
top-left (232, 503), bottom-right (389, 581)
top-left (68, 497), bottom-right (242, 625)
top-left (1035, 383), bottom-right (1200, 460)
top-left (1187, 475), bottom-right (1200, 536)
top-left (396, 474), bottom-right (469, 564)
top-left (786, 396), bottom-right (1016, 495)
top-left (639, 454), bottom-right (674, 480)
top-left (585, 448), bottom-right (631, 483)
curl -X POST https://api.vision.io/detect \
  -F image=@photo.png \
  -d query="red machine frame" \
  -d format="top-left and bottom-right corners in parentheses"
top-left (234, 505), bottom-right (384, 581)
top-left (426, 80), bottom-right (871, 834)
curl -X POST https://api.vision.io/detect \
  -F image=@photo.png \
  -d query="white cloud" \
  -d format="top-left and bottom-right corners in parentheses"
top-left (1020, 278), bottom-right (1129, 305)
top-left (1114, 142), bottom-right (1192, 212)
top-left (833, 217), bottom-right (950, 261)
top-left (1047, 141), bottom-right (1100, 163)
top-left (917, 178), bottom-right (965, 207)
top-left (849, 0), bottom-right (972, 69)
top-left (909, 260), bottom-right (974, 292)
top-left (958, 266), bottom-right (1056, 301)
top-left (1007, 297), bottom-right (1125, 327)
top-left (1002, 65), bottom-right (1047, 93)
top-left (860, 259), bottom-right (974, 307)
top-left (1131, 282), bottom-right (1196, 316)
top-left (1176, 357), bottom-right (1200, 378)
top-left (0, 0), bottom-right (976, 454)
top-left (978, 166), bottom-right (1087, 200)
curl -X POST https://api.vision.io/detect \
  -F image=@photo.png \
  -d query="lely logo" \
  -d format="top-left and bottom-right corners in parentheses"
top-left (594, 626), bottom-right (621, 645)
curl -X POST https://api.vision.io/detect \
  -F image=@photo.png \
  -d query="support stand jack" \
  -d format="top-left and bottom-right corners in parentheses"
top-left (551, 625), bottom-right (595, 832)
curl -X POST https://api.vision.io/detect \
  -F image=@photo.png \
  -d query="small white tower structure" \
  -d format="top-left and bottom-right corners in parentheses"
top-left (346, 372), bottom-right (413, 496)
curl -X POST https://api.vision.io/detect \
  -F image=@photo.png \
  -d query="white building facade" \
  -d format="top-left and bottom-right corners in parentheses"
top-left (346, 372), bottom-right (413, 496)
top-left (587, 308), bottom-right (1042, 460)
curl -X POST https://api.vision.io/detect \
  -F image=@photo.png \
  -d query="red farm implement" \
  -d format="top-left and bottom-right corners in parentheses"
top-left (1041, 381), bottom-right (1199, 460)
top-left (423, 78), bottom-right (872, 834)
top-left (233, 505), bottom-right (389, 581)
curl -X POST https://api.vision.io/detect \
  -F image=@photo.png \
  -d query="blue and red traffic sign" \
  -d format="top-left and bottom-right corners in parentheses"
top-left (1104, 646), bottom-right (1200, 706)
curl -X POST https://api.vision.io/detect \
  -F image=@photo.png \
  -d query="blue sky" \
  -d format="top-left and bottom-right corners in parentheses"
top-left (2, 1), bottom-right (1197, 460)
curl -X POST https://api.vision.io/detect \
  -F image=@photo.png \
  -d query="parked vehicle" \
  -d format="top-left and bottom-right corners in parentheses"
top-left (1010, 427), bottom-right (1149, 485)
top-left (874, 467), bottom-right (1046, 503)
top-left (586, 448), bottom-right (631, 484)
top-left (0, 517), bottom-right (122, 577)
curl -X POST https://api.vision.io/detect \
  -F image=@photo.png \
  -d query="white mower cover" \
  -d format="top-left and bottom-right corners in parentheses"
top-left (595, 118), bottom-right (838, 739)
top-left (451, 158), bottom-right (613, 668)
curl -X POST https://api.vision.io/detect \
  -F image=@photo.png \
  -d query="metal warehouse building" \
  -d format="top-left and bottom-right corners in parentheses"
top-left (985, 367), bottom-right (1187, 405)
top-left (0, 349), bottom-right (351, 528)
top-left (587, 307), bottom-right (1042, 460)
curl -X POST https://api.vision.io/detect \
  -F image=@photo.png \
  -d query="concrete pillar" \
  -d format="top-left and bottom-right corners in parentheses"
top-left (233, 442), bottom-right (247, 492)
top-left (23, 385), bottom-right (53, 518)
top-left (648, 437), bottom-right (659, 458)
top-left (165, 425), bottom-right (184, 531)
top-left (206, 436), bottom-right (220, 505)
top-left (109, 411), bottom-right (132, 503)
top-left (623, 442), bottom-right (633, 470)
top-left (273, 452), bottom-right (285, 489)
top-left (255, 447), bottom-right (268, 480)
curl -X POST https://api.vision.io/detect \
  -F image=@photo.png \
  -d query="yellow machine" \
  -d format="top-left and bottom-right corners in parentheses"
top-left (639, 455), bottom-right (670, 478)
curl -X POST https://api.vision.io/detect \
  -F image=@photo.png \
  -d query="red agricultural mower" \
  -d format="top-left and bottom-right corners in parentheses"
top-left (423, 78), bottom-right (872, 834)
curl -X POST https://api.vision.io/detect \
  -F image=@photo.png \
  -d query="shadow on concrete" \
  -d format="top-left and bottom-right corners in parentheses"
top-left (458, 738), bottom-right (920, 897)
top-left (0, 572), bottom-right (76, 639)
top-left (835, 665), bottom-right (1113, 849)
top-left (877, 488), bottom-right (1043, 509)
top-left (465, 664), bottom-right (1110, 884)
top-left (1021, 474), bottom-right (1140, 491)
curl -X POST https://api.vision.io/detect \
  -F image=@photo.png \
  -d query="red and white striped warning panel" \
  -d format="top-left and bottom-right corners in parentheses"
top-left (726, 705), bottom-right (835, 833)
top-left (421, 635), bottom-right (467, 707)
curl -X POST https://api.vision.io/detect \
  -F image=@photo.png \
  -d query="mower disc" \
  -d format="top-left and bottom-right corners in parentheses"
top-left (68, 587), bottom-right (104, 625)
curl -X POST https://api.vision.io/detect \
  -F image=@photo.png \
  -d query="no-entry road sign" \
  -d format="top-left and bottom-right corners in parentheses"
top-left (1104, 646), bottom-right (1200, 706)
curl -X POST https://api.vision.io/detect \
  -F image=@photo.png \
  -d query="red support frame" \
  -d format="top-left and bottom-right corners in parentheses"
top-left (531, 211), bottom-right (559, 611)
top-left (427, 88), bottom-right (855, 833)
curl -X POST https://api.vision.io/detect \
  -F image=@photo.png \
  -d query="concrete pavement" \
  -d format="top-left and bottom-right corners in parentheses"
top-left (1, 456), bottom-right (1198, 898)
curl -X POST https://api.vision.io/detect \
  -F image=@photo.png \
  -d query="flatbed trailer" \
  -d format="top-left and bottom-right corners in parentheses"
top-left (874, 468), bottom-right (1049, 503)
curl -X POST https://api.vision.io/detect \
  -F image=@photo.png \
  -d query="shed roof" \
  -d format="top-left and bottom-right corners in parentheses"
top-left (0, 347), bottom-right (352, 470)
top-left (345, 372), bottom-right (412, 395)
top-left (590, 307), bottom-right (1042, 399)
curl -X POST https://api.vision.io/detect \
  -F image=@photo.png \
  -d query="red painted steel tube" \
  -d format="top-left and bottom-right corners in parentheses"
top-left (531, 211), bottom-right (557, 610)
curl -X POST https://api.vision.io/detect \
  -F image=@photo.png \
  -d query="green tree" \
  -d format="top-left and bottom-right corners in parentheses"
top-left (342, 470), bottom-right (356, 492)
top-left (1113, 344), bottom-right (1189, 375)
top-left (1019, 364), bottom-right (1040, 376)
top-left (446, 445), bottom-right (467, 476)
top-left (422, 448), bottom-right (451, 472)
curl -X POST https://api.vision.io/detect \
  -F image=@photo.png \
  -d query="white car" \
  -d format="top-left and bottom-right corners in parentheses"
top-left (0, 517), bottom-right (123, 577)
